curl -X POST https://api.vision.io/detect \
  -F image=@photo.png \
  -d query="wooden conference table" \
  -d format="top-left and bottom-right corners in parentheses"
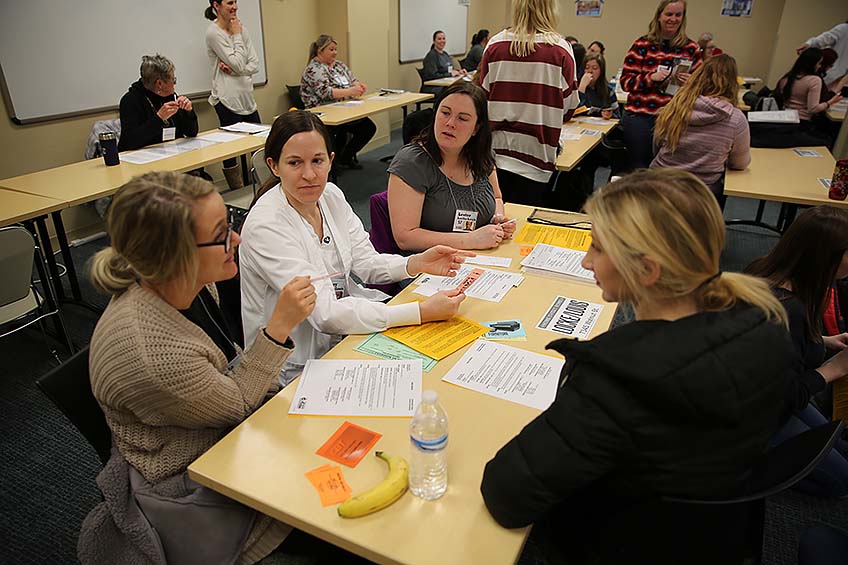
top-left (724, 147), bottom-right (840, 208)
top-left (189, 203), bottom-right (616, 565)
top-left (0, 188), bottom-right (65, 228)
top-left (309, 92), bottom-right (433, 126)
top-left (556, 117), bottom-right (619, 171)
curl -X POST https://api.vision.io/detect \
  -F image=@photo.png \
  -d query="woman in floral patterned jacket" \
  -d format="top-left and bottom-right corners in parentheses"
top-left (300, 34), bottom-right (376, 170)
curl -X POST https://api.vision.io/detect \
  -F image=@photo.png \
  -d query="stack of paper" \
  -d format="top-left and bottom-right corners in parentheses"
top-left (747, 110), bottom-right (799, 124)
top-left (520, 243), bottom-right (595, 284)
top-left (382, 316), bottom-right (489, 360)
top-left (514, 223), bottom-right (592, 250)
top-left (219, 122), bottom-right (272, 134)
top-left (413, 265), bottom-right (524, 302)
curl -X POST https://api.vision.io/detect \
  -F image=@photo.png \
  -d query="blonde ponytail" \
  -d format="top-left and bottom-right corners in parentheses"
top-left (89, 247), bottom-right (137, 296)
top-left (586, 169), bottom-right (787, 326)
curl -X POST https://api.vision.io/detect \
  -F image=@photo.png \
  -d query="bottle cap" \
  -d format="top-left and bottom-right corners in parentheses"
top-left (422, 390), bottom-right (438, 403)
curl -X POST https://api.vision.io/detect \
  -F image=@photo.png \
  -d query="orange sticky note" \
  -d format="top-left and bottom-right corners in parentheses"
top-left (305, 464), bottom-right (352, 506)
top-left (520, 245), bottom-right (534, 256)
top-left (316, 421), bottom-right (383, 468)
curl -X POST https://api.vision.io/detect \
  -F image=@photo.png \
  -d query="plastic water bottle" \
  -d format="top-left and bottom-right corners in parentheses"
top-left (409, 390), bottom-right (448, 500)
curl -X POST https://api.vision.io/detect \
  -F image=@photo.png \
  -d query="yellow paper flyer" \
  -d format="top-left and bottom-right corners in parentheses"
top-left (514, 224), bottom-right (592, 251)
top-left (382, 316), bottom-right (489, 360)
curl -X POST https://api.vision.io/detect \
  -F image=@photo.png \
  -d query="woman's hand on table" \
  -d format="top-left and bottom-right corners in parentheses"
top-left (265, 276), bottom-right (316, 343)
top-left (465, 224), bottom-right (505, 249)
top-left (419, 290), bottom-right (466, 322)
top-left (407, 245), bottom-right (475, 276)
top-left (823, 333), bottom-right (848, 352)
top-left (491, 215), bottom-right (516, 239)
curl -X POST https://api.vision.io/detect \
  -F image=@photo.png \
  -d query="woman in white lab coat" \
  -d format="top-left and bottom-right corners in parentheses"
top-left (239, 111), bottom-right (472, 384)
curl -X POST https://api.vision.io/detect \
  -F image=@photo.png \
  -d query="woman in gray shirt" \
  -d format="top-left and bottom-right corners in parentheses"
top-left (388, 82), bottom-right (515, 252)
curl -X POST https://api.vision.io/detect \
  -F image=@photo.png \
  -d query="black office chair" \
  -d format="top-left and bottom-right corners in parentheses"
top-left (402, 108), bottom-right (434, 144)
top-left (36, 346), bottom-right (112, 465)
top-left (416, 68), bottom-right (440, 99)
top-left (534, 421), bottom-right (844, 565)
top-left (286, 85), bottom-right (305, 110)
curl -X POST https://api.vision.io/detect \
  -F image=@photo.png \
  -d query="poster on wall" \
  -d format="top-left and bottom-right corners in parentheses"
top-left (576, 0), bottom-right (603, 17)
top-left (720, 0), bottom-right (753, 17)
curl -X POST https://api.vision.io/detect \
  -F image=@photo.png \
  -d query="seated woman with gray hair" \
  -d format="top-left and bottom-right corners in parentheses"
top-left (118, 54), bottom-right (199, 152)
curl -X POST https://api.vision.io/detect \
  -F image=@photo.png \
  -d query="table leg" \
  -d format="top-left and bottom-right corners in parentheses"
top-left (34, 216), bottom-right (65, 300)
top-left (51, 211), bottom-right (82, 301)
top-left (755, 201), bottom-right (766, 223)
top-left (403, 105), bottom-right (409, 119)
top-left (23, 220), bottom-right (58, 313)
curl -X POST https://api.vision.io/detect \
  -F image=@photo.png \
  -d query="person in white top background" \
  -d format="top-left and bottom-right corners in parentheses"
top-left (239, 111), bottom-right (473, 384)
top-left (204, 0), bottom-right (260, 189)
top-left (798, 20), bottom-right (848, 88)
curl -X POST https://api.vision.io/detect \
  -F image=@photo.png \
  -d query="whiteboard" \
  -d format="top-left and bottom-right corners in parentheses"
top-left (399, 0), bottom-right (468, 63)
top-left (0, 0), bottom-right (266, 124)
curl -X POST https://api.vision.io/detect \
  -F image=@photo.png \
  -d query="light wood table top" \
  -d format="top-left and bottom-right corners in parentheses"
top-left (0, 188), bottom-right (66, 227)
top-left (556, 118), bottom-right (619, 171)
top-left (422, 76), bottom-right (458, 87)
top-left (309, 92), bottom-right (434, 126)
top-left (724, 147), bottom-right (840, 207)
top-left (189, 203), bottom-right (615, 565)
top-left (0, 129), bottom-right (265, 206)
top-left (827, 101), bottom-right (846, 122)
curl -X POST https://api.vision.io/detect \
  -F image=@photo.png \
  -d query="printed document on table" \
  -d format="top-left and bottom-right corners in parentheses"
top-left (413, 265), bottom-right (524, 302)
top-left (521, 243), bottom-right (595, 283)
top-left (537, 295), bottom-right (604, 339)
top-left (442, 340), bottom-right (563, 410)
top-left (219, 122), bottom-right (271, 134)
top-left (514, 224), bottom-right (592, 250)
top-left (354, 333), bottom-right (438, 372)
top-left (382, 315), bottom-right (489, 359)
top-left (200, 131), bottom-right (247, 143)
top-left (465, 255), bottom-right (512, 268)
top-left (120, 137), bottom-right (219, 164)
top-left (288, 359), bottom-right (421, 417)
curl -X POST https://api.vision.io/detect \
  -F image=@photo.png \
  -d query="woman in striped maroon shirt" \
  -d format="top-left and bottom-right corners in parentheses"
top-left (619, 0), bottom-right (700, 170)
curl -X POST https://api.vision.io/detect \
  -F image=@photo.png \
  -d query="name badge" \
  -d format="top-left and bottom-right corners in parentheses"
top-left (162, 127), bottom-right (176, 142)
top-left (453, 209), bottom-right (478, 232)
top-left (331, 276), bottom-right (348, 300)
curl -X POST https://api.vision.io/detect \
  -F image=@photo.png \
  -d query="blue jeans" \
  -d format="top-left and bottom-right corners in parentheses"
top-left (621, 111), bottom-right (656, 171)
top-left (771, 403), bottom-right (848, 498)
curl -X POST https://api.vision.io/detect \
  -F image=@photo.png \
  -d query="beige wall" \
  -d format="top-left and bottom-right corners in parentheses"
top-left (767, 0), bottom-right (848, 86)
top-left (0, 0), bottom-right (320, 239)
top-left (317, 0), bottom-right (350, 64)
top-left (558, 0), bottom-right (786, 81)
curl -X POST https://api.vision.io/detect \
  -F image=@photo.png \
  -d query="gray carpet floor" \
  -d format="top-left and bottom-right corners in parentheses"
top-left (1, 132), bottom-right (845, 564)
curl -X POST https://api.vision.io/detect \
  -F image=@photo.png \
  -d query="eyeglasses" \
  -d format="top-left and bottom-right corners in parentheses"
top-left (197, 223), bottom-right (233, 254)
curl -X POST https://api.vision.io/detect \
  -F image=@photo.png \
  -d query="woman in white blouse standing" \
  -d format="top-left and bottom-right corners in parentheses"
top-left (204, 0), bottom-right (260, 189)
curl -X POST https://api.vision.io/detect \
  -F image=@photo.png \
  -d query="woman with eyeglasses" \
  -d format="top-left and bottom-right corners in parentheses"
top-left (80, 171), bottom-right (315, 563)
top-left (118, 54), bottom-right (198, 152)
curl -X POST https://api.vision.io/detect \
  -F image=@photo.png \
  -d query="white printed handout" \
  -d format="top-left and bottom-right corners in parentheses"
top-left (200, 131), bottom-right (247, 143)
top-left (521, 243), bottom-right (595, 283)
top-left (537, 295), bottom-right (604, 340)
top-left (413, 265), bottom-right (524, 302)
top-left (464, 255), bottom-right (512, 268)
top-left (119, 136), bottom-right (219, 164)
top-left (441, 340), bottom-right (563, 410)
top-left (219, 122), bottom-right (272, 134)
top-left (288, 359), bottom-right (422, 417)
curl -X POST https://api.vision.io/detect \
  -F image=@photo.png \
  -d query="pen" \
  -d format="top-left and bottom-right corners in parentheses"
top-left (310, 271), bottom-right (344, 282)
top-left (499, 218), bottom-right (517, 226)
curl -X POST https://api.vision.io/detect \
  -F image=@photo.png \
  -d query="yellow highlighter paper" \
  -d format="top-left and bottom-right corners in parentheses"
top-left (514, 224), bottom-right (592, 251)
top-left (382, 316), bottom-right (489, 360)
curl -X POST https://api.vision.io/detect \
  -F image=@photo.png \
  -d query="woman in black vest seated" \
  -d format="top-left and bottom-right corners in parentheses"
top-left (118, 54), bottom-right (198, 152)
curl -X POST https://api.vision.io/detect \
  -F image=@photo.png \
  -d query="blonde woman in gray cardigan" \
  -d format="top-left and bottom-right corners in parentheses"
top-left (79, 171), bottom-right (315, 564)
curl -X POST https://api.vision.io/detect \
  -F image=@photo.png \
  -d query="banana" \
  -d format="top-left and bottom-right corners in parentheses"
top-left (337, 451), bottom-right (409, 518)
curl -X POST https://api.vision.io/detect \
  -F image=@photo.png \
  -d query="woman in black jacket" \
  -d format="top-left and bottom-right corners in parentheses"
top-left (118, 54), bottom-right (199, 152)
top-left (481, 169), bottom-right (814, 564)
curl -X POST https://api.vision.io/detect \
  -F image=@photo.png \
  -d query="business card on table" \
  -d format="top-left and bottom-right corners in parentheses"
top-left (794, 149), bottom-right (821, 157)
top-left (819, 178), bottom-right (832, 189)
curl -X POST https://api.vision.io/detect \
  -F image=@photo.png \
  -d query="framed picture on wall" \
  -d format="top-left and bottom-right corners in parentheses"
top-left (720, 0), bottom-right (753, 17)
top-left (576, 0), bottom-right (603, 17)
